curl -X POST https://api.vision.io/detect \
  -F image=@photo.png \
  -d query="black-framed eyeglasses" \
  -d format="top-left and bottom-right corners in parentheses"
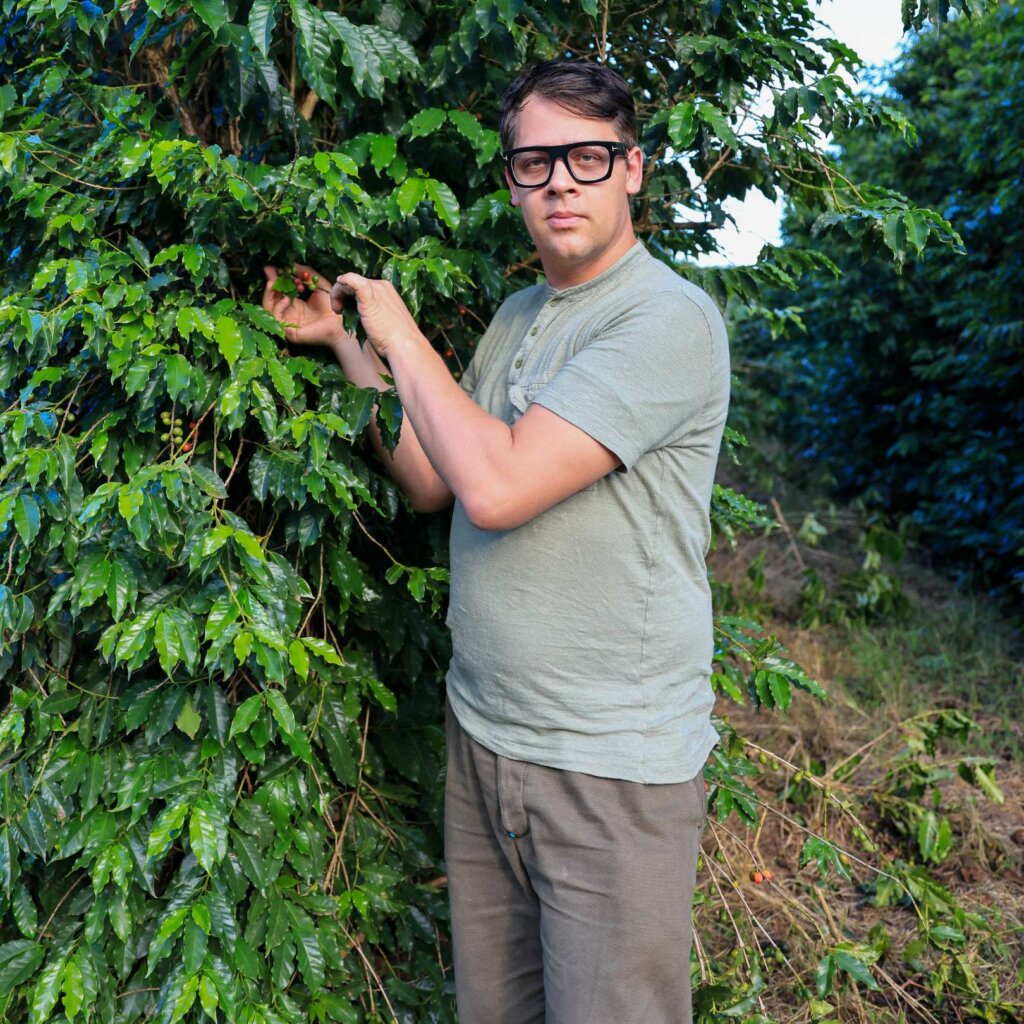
top-left (502, 141), bottom-right (630, 188)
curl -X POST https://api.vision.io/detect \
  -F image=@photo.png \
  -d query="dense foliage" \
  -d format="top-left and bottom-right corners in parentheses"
top-left (733, 3), bottom-right (1024, 596)
top-left (0, 1), bottom-right (1009, 1022)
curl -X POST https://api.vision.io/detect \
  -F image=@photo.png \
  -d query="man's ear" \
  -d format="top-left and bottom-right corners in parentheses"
top-left (625, 146), bottom-right (644, 197)
top-left (505, 167), bottom-right (520, 207)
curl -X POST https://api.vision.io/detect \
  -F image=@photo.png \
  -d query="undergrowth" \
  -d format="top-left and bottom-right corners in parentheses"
top-left (703, 490), bottom-right (1024, 1023)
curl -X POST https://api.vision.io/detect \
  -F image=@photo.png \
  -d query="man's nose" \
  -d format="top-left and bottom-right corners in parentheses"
top-left (545, 154), bottom-right (578, 192)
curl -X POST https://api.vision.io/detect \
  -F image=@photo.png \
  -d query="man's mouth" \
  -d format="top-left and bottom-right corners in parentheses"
top-left (546, 211), bottom-right (584, 227)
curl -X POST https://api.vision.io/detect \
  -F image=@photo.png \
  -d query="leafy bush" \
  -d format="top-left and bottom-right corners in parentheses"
top-left (732, 3), bottom-right (1024, 597)
top-left (0, 1), bottom-right (1008, 1022)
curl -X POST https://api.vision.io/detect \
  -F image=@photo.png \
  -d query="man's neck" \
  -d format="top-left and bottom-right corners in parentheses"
top-left (542, 234), bottom-right (639, 291)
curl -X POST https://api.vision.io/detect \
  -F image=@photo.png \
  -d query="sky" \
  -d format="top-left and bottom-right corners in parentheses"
top-left (701, 0), bottom-right (909, 266)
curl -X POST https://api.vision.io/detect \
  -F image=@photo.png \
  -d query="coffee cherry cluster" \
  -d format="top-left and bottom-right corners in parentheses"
top-left (160, 411), bottom-right (196, 452)
top-left (272, 264), bottom-right (321, 298)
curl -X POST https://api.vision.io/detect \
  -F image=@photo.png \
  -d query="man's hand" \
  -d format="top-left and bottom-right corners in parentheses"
top-left (262, 264), bottom-right (350, 348)
top-left (331, 273), bottom-right (425, 361)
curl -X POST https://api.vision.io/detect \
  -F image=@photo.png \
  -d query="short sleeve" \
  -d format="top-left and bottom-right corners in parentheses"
top-left (531, 289), bottom-right (722, 470)
top-left (458, 351), bottom-right (480, 398)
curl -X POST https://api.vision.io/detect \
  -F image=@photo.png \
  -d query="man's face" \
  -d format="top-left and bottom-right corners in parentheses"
top-left (505, 95), bottom-right (643, 290)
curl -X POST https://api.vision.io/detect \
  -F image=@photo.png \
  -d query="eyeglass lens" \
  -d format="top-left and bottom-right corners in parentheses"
top-left (511, 144), bottom-right (614, 186)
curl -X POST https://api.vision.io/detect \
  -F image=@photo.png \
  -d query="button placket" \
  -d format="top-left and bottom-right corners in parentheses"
top-left (510, 301), bottom-right (560, 384)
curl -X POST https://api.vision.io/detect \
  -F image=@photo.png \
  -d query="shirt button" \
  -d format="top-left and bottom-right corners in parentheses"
top-left (514, 357), bottom-right (523, 368)
top-left (529, 327), bottom-right (538, 336)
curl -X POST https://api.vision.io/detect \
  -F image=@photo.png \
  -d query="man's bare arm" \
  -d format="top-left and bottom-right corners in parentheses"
top-left (262, 266), bottom-right (453, 512)
top-left (333, 273), bottom-right (621, 531)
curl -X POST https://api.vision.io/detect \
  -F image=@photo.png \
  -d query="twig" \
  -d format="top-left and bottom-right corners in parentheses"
top-left (770, 497), bottom-right (807, 572)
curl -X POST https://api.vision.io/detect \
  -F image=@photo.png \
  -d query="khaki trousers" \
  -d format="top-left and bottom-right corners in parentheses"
top-left (444, 703), bottom-right (706, 1024)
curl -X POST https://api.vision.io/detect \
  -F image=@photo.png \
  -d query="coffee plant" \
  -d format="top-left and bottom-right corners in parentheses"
top-left (1, 1), bottom-right (1013, 1022)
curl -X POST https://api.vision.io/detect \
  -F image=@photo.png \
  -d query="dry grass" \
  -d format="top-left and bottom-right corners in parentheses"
top-left (697, 501), bottom-right (1024, 1022)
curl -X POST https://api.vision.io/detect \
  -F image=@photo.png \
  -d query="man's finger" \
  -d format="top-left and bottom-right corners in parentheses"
top-left (335, 272), bottom-right (369, 297)
top-left (262, 265), bottom-right (279, 308)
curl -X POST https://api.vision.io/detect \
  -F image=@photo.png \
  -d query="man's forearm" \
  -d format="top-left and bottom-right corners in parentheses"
top-left (384, 332), bottom-right (516, 524)
top-left (329, 333), bottom-right (453, 511)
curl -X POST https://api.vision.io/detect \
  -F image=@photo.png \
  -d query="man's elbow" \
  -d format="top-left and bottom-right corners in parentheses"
top-left (461, 487), bottom-right (528, 532)
top-left (407, 480), bottom-right (455, 514)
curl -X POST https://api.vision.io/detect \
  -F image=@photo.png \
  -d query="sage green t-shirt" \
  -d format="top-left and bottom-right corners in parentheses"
top-left (445, 242), bottom-right (728, 783)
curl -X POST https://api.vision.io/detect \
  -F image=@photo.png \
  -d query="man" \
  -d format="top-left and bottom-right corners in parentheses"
top-left (263, 60), bottom-right (728, 1024)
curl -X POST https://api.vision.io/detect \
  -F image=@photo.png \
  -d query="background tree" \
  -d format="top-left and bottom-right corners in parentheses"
top-left (0, 1), bottom-right (1011, 1023)
top-left (733, 3), bottom-right (1023, 597)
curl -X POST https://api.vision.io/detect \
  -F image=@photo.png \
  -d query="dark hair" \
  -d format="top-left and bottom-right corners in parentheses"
top-left (499, 60), bottom-right (637, 151)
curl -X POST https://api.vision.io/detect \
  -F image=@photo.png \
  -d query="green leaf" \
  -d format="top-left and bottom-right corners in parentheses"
top-left (154, 611), bottom-right (182, 675)
top-left (190, 464), bottom-right (228, 499)
top-left (394, 177), bottom-right (426, 217)
top-left (248, 0), bottom-right (277, 58)
top-left (364, 673), bottom-right (397, 714)
top-left (882, 212), bottom-right (906, 259)
top-left (0, 941), bottom-right (45, 997)
top-left (698, 103), bottom-right (740, 150)
top-left (972, 764), bottom-right (1004, 803)
top-left (815, 954), bottom-right (836, 997)
top-left (61, 959), bottom-right (84, 1022)
top-left (904, 209), bottom-right (929, 254)
top-left (201, 524), bottom-right (234, 557)
top-left (204, 878), bottom-right (238, 946)
top-left (205, 595), bottom-right (239, 643)
top-left (229, 693), bottom-right (263, 740)
top-left (302, 636), bottom-right (343, 665)
top-left (170, 973), bottom-right (199, 1023)
top-left (289, 0), bottom-right (337, 106)
top-left (191, 0), bottom-right (228, 35)
top-left (189, 801), bottom-right (227, 872)
top-left (426, 179), bottom-right (460, 229)
top-left (117, 486), bottom-right (144, 525)
top-left (232, 530), bottom-right (266, 562)
top-left (265, 357), bottom-right (296, 402)
top-left (183, 919), bottom-right (208, 975)
top-left (29, 956), bottom-right (65, 1024)
top-left (404, 108), bottom-right (447, 139)
top-left (917, 810), bottom-right (937, 860)
top-left (320, 698), bottom-right (357, 786)
top-left (165, 354), bottom-right (191, 401)
top-left (833, 949), bottom-right (879, 990)
top-left (668, 101), bottom-right (697, 148)
top-left (77, 552), bottom-right (111, 610)
top-left (287, 902), bottom-right (325, 991)
top-left (265, 689), bottom-right (296, 735)
top-left (13, 493), bottom-right (41, 546)
top-left (11, 884), bottom-right (38, 939)
top-left (370, 134), bottom-right (397, 174)
top-left (146, 800), bottom-right (190, 861)
top-left (233, 630), bottom-right (253, 665)
top-left (106, 558), bottom-right (138, 621)
top-left (215, 316), bottom-right (242, 366)
top-left (934, 816), bottom-right (953, 860)
top-left (767, 672), bottom-right (792, 712)
top-left (447, 107), bottom-right (482, 149)
top-left (288, 639), bottom-right (309, 681)
top-left (198, 973), bottom-right (219, 1019)
top-left (176, 696), bottom-right (202, 740)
